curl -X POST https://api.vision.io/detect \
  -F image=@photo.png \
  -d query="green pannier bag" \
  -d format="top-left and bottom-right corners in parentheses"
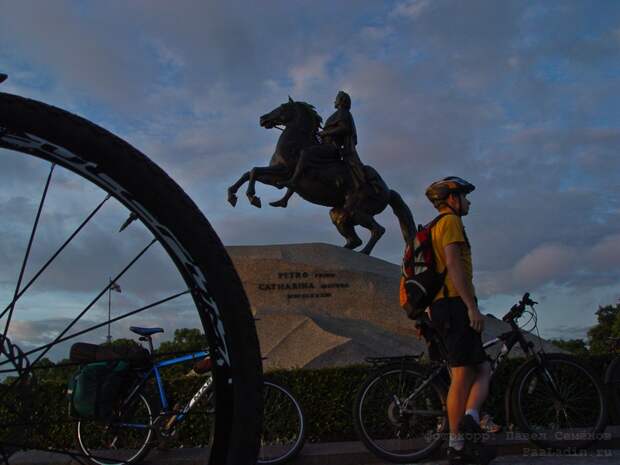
top-left (67, 360), bottom-right (130, 420)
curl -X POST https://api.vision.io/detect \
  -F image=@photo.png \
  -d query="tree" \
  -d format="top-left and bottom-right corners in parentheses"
top-left (550, 338), bottom-right (589, 355)
top-left (157, 328), bottom-right (206, 355)
top-left (587, 303), bottom-right (620, 355)
top-left (32, 357), bottom-right (76, 384)
top-left (102, 337), bottom-right (143, 351)
top-left (156, 328), bottom-right (208, 379)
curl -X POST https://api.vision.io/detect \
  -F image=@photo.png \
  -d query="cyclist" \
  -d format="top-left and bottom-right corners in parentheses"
top-left (424, 176), bottom-right (494, 464)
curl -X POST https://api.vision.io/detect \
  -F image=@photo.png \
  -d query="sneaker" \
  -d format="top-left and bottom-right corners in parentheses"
top-left (459, 413), bottom-right (484, 445)
top-left (446, 446), bottom-right (471, 465)
top-left (448, 444), bottom-right (497, 465)
top-left (480, 414), bottom-right (502, 434)
top-left (446, 447), bottom-right (479, 465)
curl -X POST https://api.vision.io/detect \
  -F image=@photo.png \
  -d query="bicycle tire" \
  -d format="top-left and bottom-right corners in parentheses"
top-left (75, 392), bottom-right (154, 465)
top-left (258, 380), bottom-right (305, 465)
top-left (0, 92), bottom-right (263, 464)
top-left (605, 356), bottom-right (620, 422)
top-left (353, 363), bottom-right (447, 463)
top-left (511, 353), bottom-right (608, 449)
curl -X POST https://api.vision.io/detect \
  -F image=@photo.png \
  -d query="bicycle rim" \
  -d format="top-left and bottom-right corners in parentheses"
top-left (76, 393), bottom-right (153, 465)
top-left (258, 381), bottom-right (305, 465)
top-left (513, 354), bottom-right (607, 449)
top-left (0, 92), bottom-right (262, 464)
top-left (354, 367), bottom-right (446, 463)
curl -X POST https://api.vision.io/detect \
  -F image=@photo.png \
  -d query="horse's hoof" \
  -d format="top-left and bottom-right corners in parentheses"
top-left (250, 196), bottom-right (262, 208)
top-left (269, 199), bottom-right (288, 208)
top-left (228, 193), bottom-right (238, 207)
top-left (344, 238), bottom-right (362, 250)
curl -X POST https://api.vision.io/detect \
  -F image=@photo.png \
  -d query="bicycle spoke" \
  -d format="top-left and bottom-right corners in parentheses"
top-left (2, 163), bottom-right (55, 339)
top-left (0, 238), bottom-right (157, 372)
top-left (12, 289), bottom-right (190, 361)
top-left (561, 408), bottom-right (574, 430)
top-left (0, 194), bottom-right (111, 323)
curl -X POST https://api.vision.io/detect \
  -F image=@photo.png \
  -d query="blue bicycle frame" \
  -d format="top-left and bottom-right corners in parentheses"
top-left (119, 350), bottom-right (212, 429)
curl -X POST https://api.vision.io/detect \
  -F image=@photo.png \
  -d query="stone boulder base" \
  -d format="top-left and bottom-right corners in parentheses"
top-left (226, 243), bottom-right (560, 371)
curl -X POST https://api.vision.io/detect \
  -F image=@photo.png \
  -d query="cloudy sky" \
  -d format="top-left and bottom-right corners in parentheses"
top-left (0, 0), bottom-right (619, 353)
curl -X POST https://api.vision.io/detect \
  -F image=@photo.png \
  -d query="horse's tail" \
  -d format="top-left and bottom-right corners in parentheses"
top-left (388, 190), bottom-right (416, 246)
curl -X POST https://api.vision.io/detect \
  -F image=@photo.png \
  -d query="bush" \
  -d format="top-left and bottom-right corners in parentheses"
top-left (6, 353), bottom-right (616, 449)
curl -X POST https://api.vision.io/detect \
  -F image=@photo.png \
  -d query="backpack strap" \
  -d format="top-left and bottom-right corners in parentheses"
top-left (428, 213), bottom-right (452, 299)
top-left (427, 212), bottom-right (450, 229)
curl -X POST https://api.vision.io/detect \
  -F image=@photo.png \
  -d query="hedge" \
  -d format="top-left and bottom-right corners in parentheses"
top-left (1, 353), bottom-right (616, 450)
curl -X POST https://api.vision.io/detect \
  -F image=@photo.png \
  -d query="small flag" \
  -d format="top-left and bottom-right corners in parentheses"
top-left (110, 282), bottom-right (122, 293)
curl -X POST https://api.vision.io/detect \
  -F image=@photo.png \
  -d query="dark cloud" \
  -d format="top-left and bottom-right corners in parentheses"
top-left (0, 0), bottom-right (619, 336)
top-left (0, 1), bottom-right (156, 109)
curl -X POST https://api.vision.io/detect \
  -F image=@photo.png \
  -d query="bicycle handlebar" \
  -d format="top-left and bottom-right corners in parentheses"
top-left (502, 292), bottom-right (538, 323)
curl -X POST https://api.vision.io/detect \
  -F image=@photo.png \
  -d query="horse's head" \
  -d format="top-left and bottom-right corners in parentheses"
top-left (260, 97), bottom-right (322, 132)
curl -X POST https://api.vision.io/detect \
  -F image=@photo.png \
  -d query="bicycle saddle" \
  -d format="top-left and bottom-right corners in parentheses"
top-left (130, 326), bottom-right (164, 337)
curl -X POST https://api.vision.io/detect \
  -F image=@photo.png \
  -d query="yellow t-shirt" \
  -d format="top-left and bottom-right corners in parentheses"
top-left (431, 210), bottom-right (475, 302)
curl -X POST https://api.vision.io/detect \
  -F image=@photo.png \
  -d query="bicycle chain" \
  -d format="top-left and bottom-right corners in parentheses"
top-left (0, 335), bottom-right (31, 377)
top-left (0, 335), bottom-right (34, 461)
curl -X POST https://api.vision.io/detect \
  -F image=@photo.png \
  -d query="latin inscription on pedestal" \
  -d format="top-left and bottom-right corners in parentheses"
top-left (257, 271), bottom-right (350, 300)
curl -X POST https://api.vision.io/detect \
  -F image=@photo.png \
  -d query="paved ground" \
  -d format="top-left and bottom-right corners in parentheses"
top-left (10, 426), bottom-right (620, 465)
top-left (9, 446), bottom-right (620, 465)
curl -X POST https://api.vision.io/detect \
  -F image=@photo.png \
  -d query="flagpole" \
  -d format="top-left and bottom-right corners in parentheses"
top-left (107, 277), bottom-right (112, 344)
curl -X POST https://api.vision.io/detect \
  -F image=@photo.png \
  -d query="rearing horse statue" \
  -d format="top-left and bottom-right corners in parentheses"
top-left (227, 98), bottom-right (415, 255)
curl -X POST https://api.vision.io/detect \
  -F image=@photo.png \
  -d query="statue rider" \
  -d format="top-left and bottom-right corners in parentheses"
top-left (270, 91), bottom-right (368, 209)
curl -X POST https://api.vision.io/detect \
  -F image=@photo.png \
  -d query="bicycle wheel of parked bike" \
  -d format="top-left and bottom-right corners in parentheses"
top-left (75, 392), bottom-right (154, 465)
top-left (258, 381), bottom-right (305, 465)
top-left (0, 92), bottom-right (262, 465)
top-left (353, 364), bottom-right (448, 463)
top-left (605, 356), bottom-right (620, 421)
top-left (511, 353), bottom-right (607, 449)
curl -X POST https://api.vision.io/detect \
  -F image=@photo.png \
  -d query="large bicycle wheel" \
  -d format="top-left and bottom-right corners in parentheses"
top-left (258, 381), bottom-right (305, 465)
top-left (511, 353), bottom-right (608, 449)
top-left (605, 357), bottom-right (620, 422)
top-left (0, 92), bottom-right (262, 464)
top-left (76, 392), bottom-right (154, 465)
top-left (353, 364), bottom-right (447, 463)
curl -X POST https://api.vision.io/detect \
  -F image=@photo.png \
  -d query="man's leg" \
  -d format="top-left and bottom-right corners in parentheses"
top-left (465, 361), bottom-right (492, 416)
top-left (457, 362), bottom-right (497, 465)
top-left (447, 366), bottom-right (476, 443)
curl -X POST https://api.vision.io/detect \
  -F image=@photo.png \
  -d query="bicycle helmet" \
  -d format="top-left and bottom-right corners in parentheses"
top-left (425, 176), bottom-right (475, 204)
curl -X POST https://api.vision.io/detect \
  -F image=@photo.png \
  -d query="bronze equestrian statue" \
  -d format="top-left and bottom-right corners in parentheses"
top-left (273, 91), bottom-right (368, 211)
top-left (227, 93), bottom-right (415, 256)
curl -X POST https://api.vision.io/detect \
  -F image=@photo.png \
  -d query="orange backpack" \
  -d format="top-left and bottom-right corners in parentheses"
top-left (399, 214), bottom-right (448, 319)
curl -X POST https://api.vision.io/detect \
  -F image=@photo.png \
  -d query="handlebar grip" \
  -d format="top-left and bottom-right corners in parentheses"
top-left (521, 292), bottom-right (538, 307)
top-left (503, 292), bottom-right (538, 323)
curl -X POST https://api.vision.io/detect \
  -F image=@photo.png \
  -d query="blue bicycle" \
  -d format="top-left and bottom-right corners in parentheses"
top-left (72, 327), bottom-right (305, 465)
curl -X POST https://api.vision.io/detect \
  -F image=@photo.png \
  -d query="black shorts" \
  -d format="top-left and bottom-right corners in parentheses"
top-left (429, 297), bottom-right (487, 367)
